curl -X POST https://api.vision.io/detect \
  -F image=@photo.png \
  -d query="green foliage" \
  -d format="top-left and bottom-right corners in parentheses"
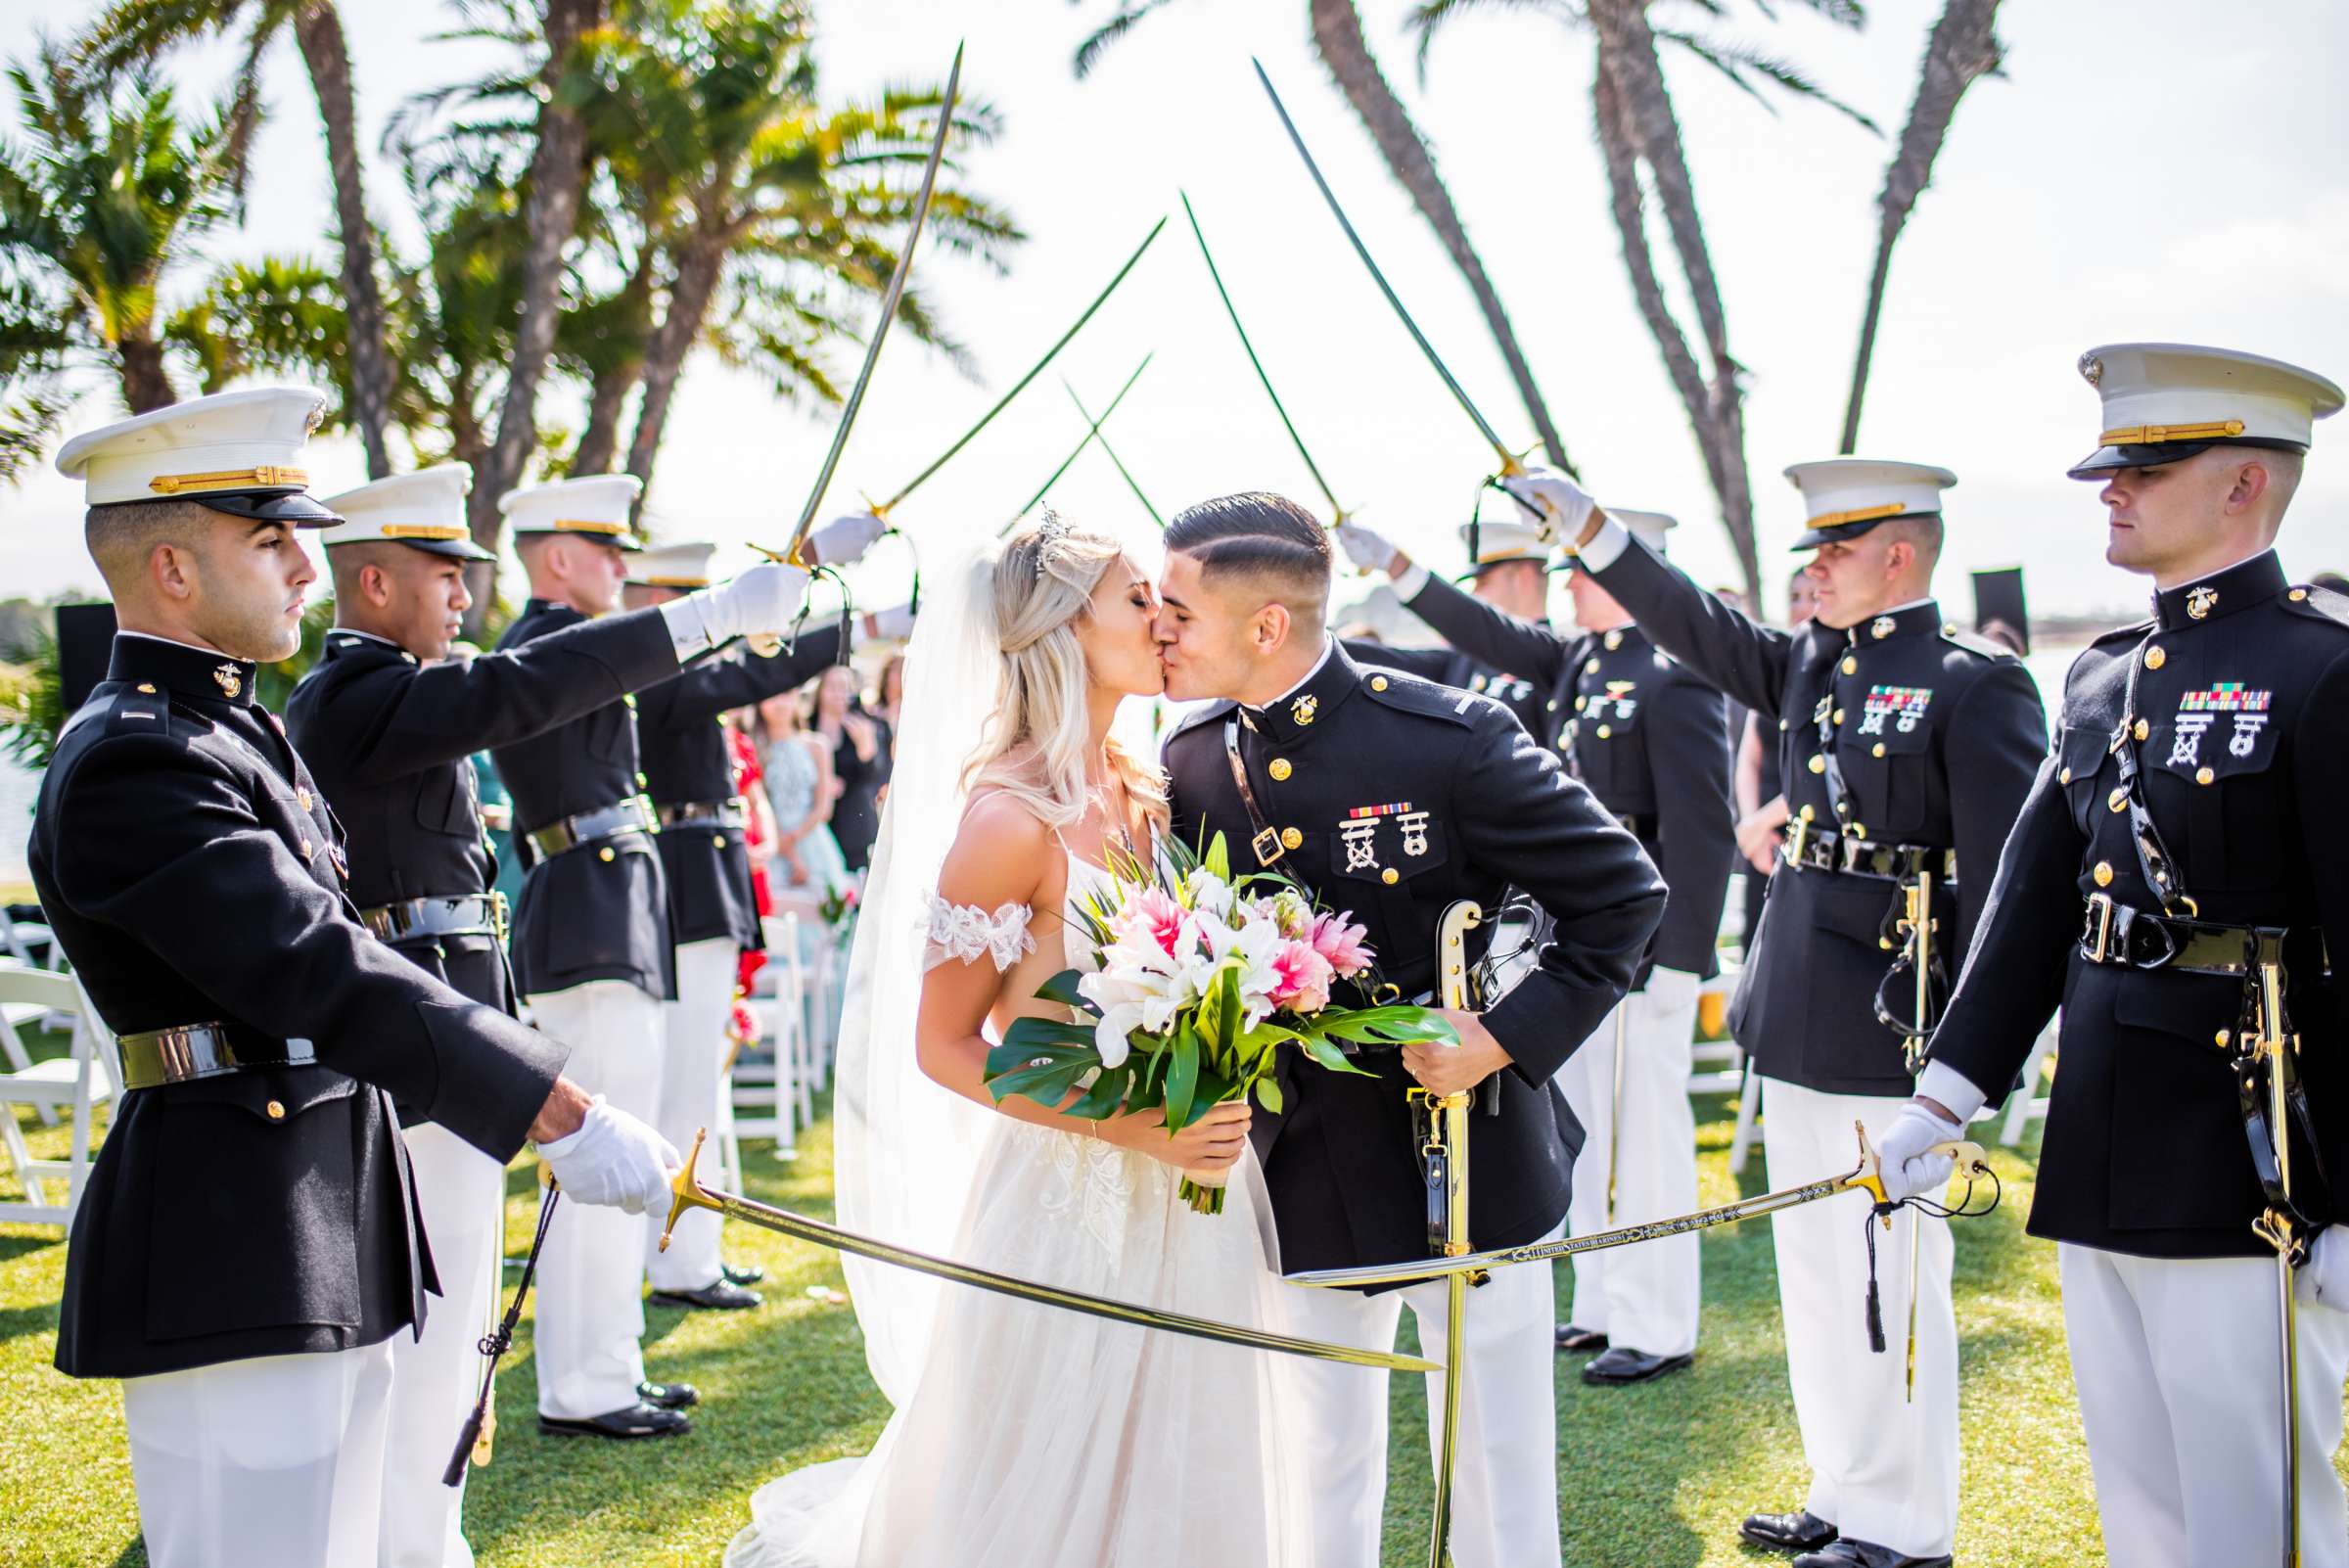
top-left (0, 622), bottom-right (67, 771)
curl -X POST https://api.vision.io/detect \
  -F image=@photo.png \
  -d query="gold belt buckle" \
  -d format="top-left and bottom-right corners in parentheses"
top-left (1785, 814), bottom-right (1811, 866)
top-left (491, 891), bottom-right (510, 945)
top-left (1250, 826), bottom-right (1285, 866)
top-left (2085, 892), bottom-right (2117, 963)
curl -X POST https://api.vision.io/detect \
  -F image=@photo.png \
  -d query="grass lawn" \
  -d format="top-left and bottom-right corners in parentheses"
top-left (0, 1073), bottom-right (2326, 1567)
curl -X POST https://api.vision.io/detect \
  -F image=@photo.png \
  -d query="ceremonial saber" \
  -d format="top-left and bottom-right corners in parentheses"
top-left (1062, 378), bottom-right (1162, 527)
top-left (1603, 1000), bottom-right (1630, 1225)
top-left (1002, 351), bottom-right (1153, 530)
top-left (1179, 190), bottom-right (1348, 524)
top-left (1288, 1124), bottom-right (1991, 1291)
top-left (1412, 899), bottom-right (1487, 1568)
top-left (2249, 937), bottom-right (2305, 1568)
top-left (659, 1130), bottom-right (1437, 1373)
top-left (1252, 59), bottom-right (1522, 479)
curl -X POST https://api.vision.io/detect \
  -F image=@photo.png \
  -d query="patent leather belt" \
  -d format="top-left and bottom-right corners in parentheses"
top-left (360, 892), bottom-right (507, 945)
top-left (1780, 832), bottom-right (1956, 884)
top-left (656, 797), bottom-right (746, 830)
top-left (115, 1022), bottom-right (316, 1091)
top-left (523, 795), bottom-right (658, 860)
top-left (2078, 894), bottom-right (2331, 979)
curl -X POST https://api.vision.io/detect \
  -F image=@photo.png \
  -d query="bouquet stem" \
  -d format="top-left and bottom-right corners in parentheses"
top-left (1179, 1168), bottom-right (1229, 1217)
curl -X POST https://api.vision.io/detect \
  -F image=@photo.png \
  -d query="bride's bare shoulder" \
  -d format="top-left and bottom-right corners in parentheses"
top-left (936, 790), bottom-right (1053, 906)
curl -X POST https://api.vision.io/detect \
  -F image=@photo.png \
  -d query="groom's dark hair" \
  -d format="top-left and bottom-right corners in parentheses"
top-left (1163, 492), bottom-right (1331, 623)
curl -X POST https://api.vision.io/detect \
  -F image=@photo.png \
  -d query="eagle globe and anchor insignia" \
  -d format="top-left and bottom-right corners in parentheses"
top-left (212, 663), bottom-right (243, 699)
top-left (2187, 584), bottom-right (2219, 621)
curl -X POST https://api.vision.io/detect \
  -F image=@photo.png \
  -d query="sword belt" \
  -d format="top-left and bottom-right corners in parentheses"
top-left (360, 892), bottom-right (508, 945)
top-left (1781, 834), bottom-right (1957, 884)
top-left (655, 797), bottom-right (746, 831)
top-left (523, 794), bottom-right (658, 861)
top-left (2079, 894), bottom-right (2332, 979)
top-left (114, 1021), bottom-right (317, 1091)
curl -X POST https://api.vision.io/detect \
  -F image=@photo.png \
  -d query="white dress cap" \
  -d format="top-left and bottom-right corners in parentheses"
top-left (55, 386), bottom-right (338, 523)
top-left (1783, 458), bottom-right (1958, 549)
top-left (2068, 343), bottom-right (2342, 480)
top-left (626, 540), bottom-right (718, 589)
top-left (318, 465), bottom-right (492, 560)
top-left (1452, 516), bottom-right (1559, 579)
top-left (1602, 508), bottom-right (1679, 557)
top-left (498, 474), bottom-right (645, 549)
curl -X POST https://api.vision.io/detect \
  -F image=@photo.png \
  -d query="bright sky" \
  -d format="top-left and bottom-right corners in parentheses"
top-left (4, 0), bottom-right (2347, 623)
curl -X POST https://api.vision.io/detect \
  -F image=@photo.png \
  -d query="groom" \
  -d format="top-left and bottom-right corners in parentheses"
top-left (1155, 492), bottom-right (1667, 1568)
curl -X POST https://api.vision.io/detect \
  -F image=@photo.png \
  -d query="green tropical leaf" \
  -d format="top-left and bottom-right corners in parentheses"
top-left (1031, 967), bottom-right (1094, 1012)
top-left (1164, 1024), bottom-right (1200, 1132)
top-left (1254, 1077), bottom-right (1284, 1114)
top-left (1203, 831), bottom-right (1231, 884)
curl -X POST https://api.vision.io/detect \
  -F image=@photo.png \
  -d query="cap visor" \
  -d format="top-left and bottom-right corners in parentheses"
top-left (390, 534), bottom-right (497, 563)
top-left (1790, 512), bottom-right (1927, 550)
top-left (2066, 441), bottom-right (2216, 482)
top-left (194, 489), bottom-right (344, 527)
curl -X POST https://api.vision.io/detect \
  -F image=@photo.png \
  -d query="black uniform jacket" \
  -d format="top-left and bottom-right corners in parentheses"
top-left (1402, 572), bottom-right (1733, 981)
top-left (1591, 538), bottom-right (2046, 1094)
top-left (491, 599), bottom-right (675, 1000)
top-left (1340, 636), bottom-right (1545, 737)
top-left (31, 634), bottom-right (567, 1378)
top-left (1163, 642), bottom-right (1666, 1280)
top-left (636, 627), bottom-right (845, 950)
top-left (286, 612), bottom-right (680, 1018)
top-left (1929, 552), bottom-right (2349, 1258)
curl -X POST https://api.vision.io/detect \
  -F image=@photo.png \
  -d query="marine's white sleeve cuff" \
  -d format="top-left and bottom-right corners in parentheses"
top-left (1575, 518), bottom-right (1633, 573)
top-left (1394, 563), bottom-right (1432, 600)
top-left (1916, 1059), bottom-right (1990, 1124)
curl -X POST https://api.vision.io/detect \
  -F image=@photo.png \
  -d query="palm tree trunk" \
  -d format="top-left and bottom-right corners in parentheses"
top-left (571, 248), bottom-right (658, 474)
top-left (1839, 0), bottom-right (2004, 454)
top-left (116, 336), bottom-right (176, 413)
top-left (622, 228), bottom-right (727, 509)
top-left (467, 0), bottom-right (605, 546)
top-left (290, 2), bottom-right (394, 479)
top-left (1306, 0), bottom-right (1573, 476)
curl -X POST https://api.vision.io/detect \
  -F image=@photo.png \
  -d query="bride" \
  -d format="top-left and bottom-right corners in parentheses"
top-left (725, 516), bottom-right (1313, 1567)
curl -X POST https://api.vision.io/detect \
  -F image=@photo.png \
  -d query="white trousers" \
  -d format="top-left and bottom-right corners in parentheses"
top-left (1761, 1076), bottom-right (1958, 1557)
top-left (1559, 982), bottom-right (1702, 1356)
top-left (1272, 1255), bottom-right (1560, 1568)
top-left (123, 1340), bottom-right (395, 1568)
top-left (526, 979), bottom-right (664, 1418)
top-left (2060, 1242), bottom-right (2349, 1568)
top-left (646, 936), bottom-right (738, 1290)
top-left (382, 1123), bottom-right (505, 1568)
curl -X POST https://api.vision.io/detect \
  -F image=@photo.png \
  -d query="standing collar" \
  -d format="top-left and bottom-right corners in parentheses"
top-left (1240, 638), bottom-right (1358, 743)
top-left (2152, 549), bottom-right (2287, 632)
top-left (1841, 598), bottom-right (1942, 646)
top-left (109, 631), bottom-right (259, 708)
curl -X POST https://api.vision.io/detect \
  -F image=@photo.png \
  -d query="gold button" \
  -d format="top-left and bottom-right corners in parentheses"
top-left (1778, 717), bottom-right (1789, 731)
top-left (2094, 860), bottom-right (2114, 888)
top-left (635, 771), bottom-right (649, 788)
top-left (2290, 588), bottom-right (2309, 602)
top-left (1545, 699), bottom-right (1557, 713)
top-left (1604, 630), bottom-right (1623, 651)
top-left (1851, 822), bottom-right (1867, 838)
top-left (599, 846), bottom-right (617, 862)
top-left (1268, 759), bottom-right (1293, 781)
top-left (1381, 867), bottom-right (1400, 885)
top-left (2216, 1029), bottom-right (2233, 1047)
top-left (1808, 755), bottom-right (1825, 774)
top-left (1370, 675), bottom-right (1389, 692)
top-left (1871, 743), bottom-right (1886, 759)
top-left (1841, 657), bottom-right (1858, 675)
top-left (2133, 718), bottom-right (2149, 742)
top-left (2107, 788), bottom-right (2128, 813)
top-left (1833, 708), bottom-right (1846, 726)
top-left (2195, 765), bottom-right (2215, 786)
top-left (1880, 937), bottom-right (1895, 951)
top-left (297, 787), bottom-right (313, 810)
top-left (1574, 695), bottom-right (1588, 712)
top-left (299, 837), bottom-right (311, 856)
top-left (622, 693), bottom-right (637, 709)
top-left (265, 1099), bottom-right (286, 1121)
top-left (2144, 645), bottom-right (2165, 670)
top-left (2058, 766), bottom-right (2073, 784)
top-left (1595, 724), bottom-right (1612, 739)
top-left (136, 682), bottom-right (157, 694)
top-left (1586, 658), bottom-right (1602, 675)
top-left (1280, 827), bottom-right (1303, 851)
top-left (1799, 805), bottom-right (1816, 822)
top-left (713, 833), bottom-right (727, 849)
top-left (1835, 800), bottom-right (1850, 814)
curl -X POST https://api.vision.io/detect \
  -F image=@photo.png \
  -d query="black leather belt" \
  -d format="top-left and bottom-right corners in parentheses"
top-left (656, 797), bottom-right (746, 830)
top-left (1780, 832), bottom-right (1957, 884)
top-left (2079, 894), bottom-right (2331, 978)
top-left (1613, 811), bottom-right (1649, 838)
top-left (523, 794), bottom-right (658, 860)
top-left (115, 1022), bottom-right (317, 1091)
top-left (360, 892), bottom-right (507, 945)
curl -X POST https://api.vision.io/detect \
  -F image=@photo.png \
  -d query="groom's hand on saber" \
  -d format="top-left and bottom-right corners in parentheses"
top-left (1401, 1009), bottom-right (1511, 1098)
top-left (1286, 1123), bottom-right (1995, 1289)
top-left (659, 1128), bottom-right (1440, 1373)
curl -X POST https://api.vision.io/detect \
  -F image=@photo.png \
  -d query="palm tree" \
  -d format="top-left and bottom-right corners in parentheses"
top-left (1838, 0), bottom-right (2004, 453)
top-left (77, 0), bottom-right (402, 478)
top-left (0, 41), bottom-right (237, 413)
top-left (1412, 0), bottom-right (1877, 605)
top-left (0, 278), bottom-right (72, 486)
top-left (1075, 0), bottom-right (1574, 473)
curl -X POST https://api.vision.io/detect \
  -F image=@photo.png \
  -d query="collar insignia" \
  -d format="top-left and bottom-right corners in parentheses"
top-left (1870, 616), bottom-right (1897, 641)
top-left (1291, 693), bottom-right (1318, 727)
top-left (2187, 585), bottom-right (2219, 621)
top-left (212, 663), bottom-right (243, 699)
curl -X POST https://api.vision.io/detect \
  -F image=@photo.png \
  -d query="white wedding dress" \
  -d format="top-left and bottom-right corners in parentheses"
top-left (723, 523), bottom-right (1315, 1568)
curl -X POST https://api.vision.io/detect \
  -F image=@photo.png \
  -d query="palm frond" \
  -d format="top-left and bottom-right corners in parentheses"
top-left (1405, 0), bottom-right (1576, 86)
top-left (1072, 2), bottom-right (1176, 81)
top-left (1655, 28), bottom-right (1881, 133)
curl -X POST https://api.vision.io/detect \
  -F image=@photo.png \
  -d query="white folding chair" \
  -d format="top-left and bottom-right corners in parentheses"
top-left (1998, 1018), bottom-right (2058, 1146)
top-left (1688, 961), bottom-right (1745, 1098)
top-left (733, 912), bottom-right (806, 1161)
top-left (0, 967), bottom-right (109, 1227)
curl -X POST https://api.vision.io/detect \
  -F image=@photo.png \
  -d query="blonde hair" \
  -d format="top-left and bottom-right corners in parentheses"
top-left (965, 515), bottom-right (1169, 834)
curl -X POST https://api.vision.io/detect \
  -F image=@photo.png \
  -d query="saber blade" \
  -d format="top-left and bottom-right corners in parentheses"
top-left (1062, 378), bottom-right (1161, 527)
top-left (881, 216), bottom-right (1169, 515)
top-left (1252, 58), bottom-right (1520, 476)
top-left (661, 1130), bottom-right (1435, 1373)
top-left (778, 41), bottom-right (964, 565)
top-left (1002, 351), bottom-right (1153, 530)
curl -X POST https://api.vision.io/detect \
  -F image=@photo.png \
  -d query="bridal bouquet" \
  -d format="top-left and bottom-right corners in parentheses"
top-left (984, 833), bottom-right (1455, 1213)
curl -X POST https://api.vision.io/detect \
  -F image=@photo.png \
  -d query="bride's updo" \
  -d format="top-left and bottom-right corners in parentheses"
top-left (964, 513), bottom-right (1168, 833)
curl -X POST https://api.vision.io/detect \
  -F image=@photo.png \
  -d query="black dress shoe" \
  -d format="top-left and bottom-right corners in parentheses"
top-left (636, 1379), bottom-right (699, 1409)
top-left (1791, 1539), bottom-right (1950, 1568)
top-left (1580, 1346), bottom-right (1694, 1386)
top-left (722, 1261), bottom-right (766, 1287)
top-left (1739, 1509), bottom-right (1838, 1553)
top-left (537, 1402), bottom-right (691, 1440)
top-left (649, 1279), bottom-right (763, 1311)
top-left (1553, 1322), bottom-right (1609, 1353)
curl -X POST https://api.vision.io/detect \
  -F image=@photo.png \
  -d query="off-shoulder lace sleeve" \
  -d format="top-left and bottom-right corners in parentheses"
top-left (921, 892), bottom-right (1036, 973)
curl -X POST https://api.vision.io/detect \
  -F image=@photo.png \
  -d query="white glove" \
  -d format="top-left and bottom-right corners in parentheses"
top-left (1497, 466), bottom-right (1597, 545)
top-left (2297, 1229), bottom-right (2349, 1314)
top-left (865, 602), bottom-right (915, 642)
top-left (661, 561), bottom-right (810, 657)
top-left (1641, 965), bottom-right (1701, 1014)
top-left (535, 1096), bottom-right (680, 1215)
top-left (1335, 522), bottom-right (1400, 575)
top-left (807, 512), bottom-right (888, 569)
top-left (1873, 1098), bottom-right (1963, 1205)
